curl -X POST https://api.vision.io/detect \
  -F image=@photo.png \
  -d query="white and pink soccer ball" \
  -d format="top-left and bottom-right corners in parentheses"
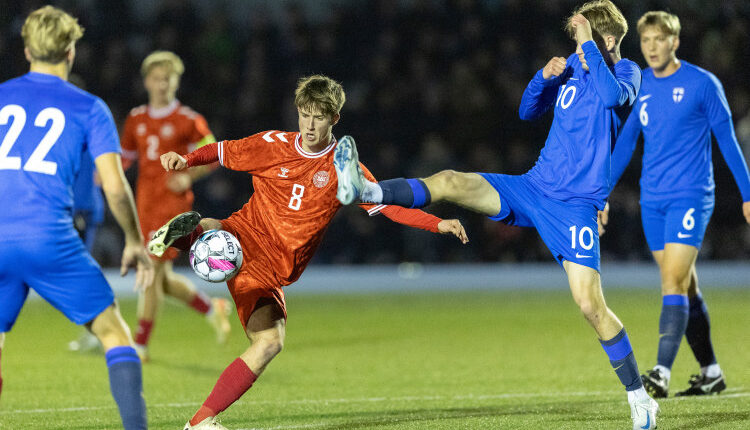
top-left (189, 229), bottom-right (243, 282)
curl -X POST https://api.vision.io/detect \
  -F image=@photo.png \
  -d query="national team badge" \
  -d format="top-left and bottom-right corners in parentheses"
top-left (313, 171), bottom-right (329, 188)
top-left (136, 123), bottom-right (147, 136)
top-left (160, 123), bottom-right (175, 138)
top-left (673, 87), bottom-right (685, 103)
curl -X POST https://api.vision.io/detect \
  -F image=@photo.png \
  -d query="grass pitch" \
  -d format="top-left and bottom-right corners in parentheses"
top-left (1, 288), bottom-right (748, 429)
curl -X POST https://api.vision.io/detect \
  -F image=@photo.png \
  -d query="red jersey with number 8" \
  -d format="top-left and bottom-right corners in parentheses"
top-left (218, 131), bottom-right (376, 286)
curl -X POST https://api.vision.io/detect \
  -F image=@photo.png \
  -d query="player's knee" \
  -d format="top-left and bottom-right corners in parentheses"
top-left (429, 170), bottom-right (468, 197)
top-left (577, 298), bottom-right (604, 323)
top-left (256, 335), bottom-right (283, 359)
top-left (661, 267), bottom-right (690, 293)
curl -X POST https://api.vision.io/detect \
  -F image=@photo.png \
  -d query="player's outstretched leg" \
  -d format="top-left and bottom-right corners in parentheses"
top-left (90, 305), bottom-right (147, 430)
top-left (147, 211), bottom-right (202, 257)
top-left (565, 262), bottom-right (658, 430)
top-left (185, 302), bottom-right (285, 429)
top-left (334, 137), bottom-right (501, 215)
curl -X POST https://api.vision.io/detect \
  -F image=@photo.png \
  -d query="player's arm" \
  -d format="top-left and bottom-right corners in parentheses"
top-left (161, 141), bottom-right (218, 171)
top-left (166, 135), bottom-right (218, 193)
top-left (704, 76), bottom-right (750, 223)
top-left (570, 14), bottom-right (640, 108)
top-left (95, 152), bottom-right (154, 289)
top-left (377, 205), bottom-right (468, 243)
top-left (610, 108), bottom-right (642, 190)
top-left (519, 58), bottom-right (570, 120)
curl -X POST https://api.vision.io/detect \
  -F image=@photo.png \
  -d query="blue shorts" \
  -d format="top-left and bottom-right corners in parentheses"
top-left (641, 197), bottom-right (714, 251)
top-left (0, 230), bottom-right (115, 332)
top-left (479, 173), bottom-right (601, 271)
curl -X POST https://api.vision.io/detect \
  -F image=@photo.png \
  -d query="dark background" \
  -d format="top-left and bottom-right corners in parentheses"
top-left (2, 0), bottom-right (749, 266)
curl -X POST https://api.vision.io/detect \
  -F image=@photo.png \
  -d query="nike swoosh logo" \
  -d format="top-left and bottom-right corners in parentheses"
top-left (639, 94), bottom-right (652, 102)
top-left (677, 232), bottom-right (692, 238)
top-left (641, 414), bottom-right (651, 429)
top-left (568, 78), bottom-right (579, 81)
top-left (613, 363), bottom-right (624, 371)
top-left (575, 253), bottom-right (593, 258)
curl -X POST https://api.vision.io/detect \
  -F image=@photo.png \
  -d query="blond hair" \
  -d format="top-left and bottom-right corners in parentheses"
top-left (21, 5), bottom-right (83, 64)
top-left (294, 75), bottom-right (346, 118)
top-left (140, 51), bottom-right (185, 78)
top-left (566, 0), bottom-right (628, 44)
top-left (637, 11), bottom-right (681, 37)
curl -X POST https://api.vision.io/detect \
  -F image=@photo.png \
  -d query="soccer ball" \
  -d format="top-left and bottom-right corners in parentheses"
top-left (189, 229), bottom-right (243, 282)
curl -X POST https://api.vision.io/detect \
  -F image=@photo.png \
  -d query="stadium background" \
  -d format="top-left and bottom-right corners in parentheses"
top-left (2, 0), bottom-right (749, 267)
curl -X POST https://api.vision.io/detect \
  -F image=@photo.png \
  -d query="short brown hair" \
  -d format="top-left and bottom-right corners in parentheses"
top-left (22, 5), bottom-right (84, 63)
top-left (294, 75), bottom-right (345, 118)
top-left (637, 11), bottom-right (681, 37)
top-left (565, 0), bottom-right (628, 44)
top-left (140, 50), bottom-right (185, 78)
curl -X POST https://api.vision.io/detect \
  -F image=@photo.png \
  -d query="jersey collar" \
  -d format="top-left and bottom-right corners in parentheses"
top-left (147, 99), bottom-right (180, 119)
top-left (294, 134), bottom-right (337, 158)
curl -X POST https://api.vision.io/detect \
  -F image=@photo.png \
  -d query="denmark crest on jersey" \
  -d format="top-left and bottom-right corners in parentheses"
top-left (313, 170), bottom-right (329, 188)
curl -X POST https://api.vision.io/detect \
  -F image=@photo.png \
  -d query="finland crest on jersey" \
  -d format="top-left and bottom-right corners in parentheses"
top-left (672, 87), bottom-right (685, 103)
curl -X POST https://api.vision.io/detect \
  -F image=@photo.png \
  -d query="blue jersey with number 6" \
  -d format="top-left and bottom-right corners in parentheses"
top-left (611, 61), bottom-right (750, 202)
top-left (0, 72), bottom-right (120, 240)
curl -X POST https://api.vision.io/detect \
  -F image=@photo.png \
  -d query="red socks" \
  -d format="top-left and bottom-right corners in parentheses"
top-left (190, 358), bottom-right (257, 425)
top-left (134, 319), bottom-right (154, 346)
top-left (189, 292), bottom-right (212, 315)
top-left (173, 224), bottom-right (205, 252)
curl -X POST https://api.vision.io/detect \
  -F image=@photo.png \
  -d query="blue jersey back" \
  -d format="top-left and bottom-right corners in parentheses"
top-left (519, 42), bottom-right (640, 209)
top-left (72, 151), bottom-right (105, 224)
top-left (0, 72), bottom-right (119, 239)
top-left (617, 62), bottom-right (750, 201)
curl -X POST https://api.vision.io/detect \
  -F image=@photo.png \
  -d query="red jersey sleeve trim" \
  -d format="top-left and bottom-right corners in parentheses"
top-left (378, 205), bottom-right (441, 233)
top-left (185, 141), bottom-right (219, 167)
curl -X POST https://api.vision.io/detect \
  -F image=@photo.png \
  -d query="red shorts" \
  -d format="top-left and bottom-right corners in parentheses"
top-left (221, 217), bottom-right (288, 329)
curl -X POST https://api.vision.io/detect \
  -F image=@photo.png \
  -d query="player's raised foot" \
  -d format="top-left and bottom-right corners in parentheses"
top-left (183, 417), bottom-right (229, 429)
top-left (641, 368), bottom-right (669, 398)
top-left (207, 298), bottom-right (232, 344)
top-left (333, 135), bottom-right (365, 205)
top-left (148, 211), bottom-right (202, 257)
top-left (630, 396), bottom-right (659, 430)
top-left (674, 373), bottom-right (726, 397)
top-left (134, 344), bottom-right (150, 363)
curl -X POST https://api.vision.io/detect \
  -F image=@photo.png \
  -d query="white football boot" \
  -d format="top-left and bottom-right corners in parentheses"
top-left (629, 395), bottom-right (659, 430)
top-left (333, 135), bottom-right (366, 205)
top-left (148, 211), bottom-right (202, 257)
top-left (183, 416), bottom-right (229, 429)
top-left (207, 298), bottom-right (232, 344)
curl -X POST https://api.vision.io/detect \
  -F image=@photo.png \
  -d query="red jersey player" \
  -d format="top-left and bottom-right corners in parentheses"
top-left (150, 75), bottom-right (468, 429)
top-left (121, 51), bottom-right (231, 361)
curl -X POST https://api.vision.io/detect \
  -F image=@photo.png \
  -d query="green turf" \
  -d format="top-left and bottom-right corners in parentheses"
top-left (1, 288), bottom-right (748, 429)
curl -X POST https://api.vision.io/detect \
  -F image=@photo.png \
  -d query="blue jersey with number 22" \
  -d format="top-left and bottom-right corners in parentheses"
top-left (0, 72), bottom-right (120, 240)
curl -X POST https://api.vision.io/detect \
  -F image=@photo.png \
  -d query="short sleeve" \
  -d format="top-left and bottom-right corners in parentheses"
top-left (120, 114), bottom-right (138, 160)
top-left (190, 114), bottom-right (215, 148)
top-left (86, 97), bottom-right (121, 160)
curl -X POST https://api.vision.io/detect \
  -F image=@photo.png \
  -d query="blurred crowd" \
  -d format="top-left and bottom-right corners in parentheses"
top-left (2, 0), bottom-right (749, 266)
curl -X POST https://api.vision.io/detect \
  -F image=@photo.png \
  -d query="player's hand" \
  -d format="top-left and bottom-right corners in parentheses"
top-left (598, 202), bottom-right (610, 236)
top-left (166, 172), bottom-right (192, 193)
top-left (743, 201), bottom-right (750, 224)
top-left (570, 13), bottom-right (593, 44)
top-left (438, 219), bottom-right (469, 244)
top-left (160, 151), bottom-right (188, 171)
top-left (542, 57), bottom-right (568, 80)
top-left (120, 241), bottom-right (154, 291)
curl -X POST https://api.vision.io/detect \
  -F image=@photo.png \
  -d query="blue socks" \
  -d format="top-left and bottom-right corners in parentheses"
top-left (106, 346), bottom-right (147, 430)
top-left (685, 294), bottom-right (717, 367)
top-left (378, 178), bottom-right (431, 208)
top-left (600, 329), bottom-right (643, 391)
top-left (656, 295), bottom-right (689, 370)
